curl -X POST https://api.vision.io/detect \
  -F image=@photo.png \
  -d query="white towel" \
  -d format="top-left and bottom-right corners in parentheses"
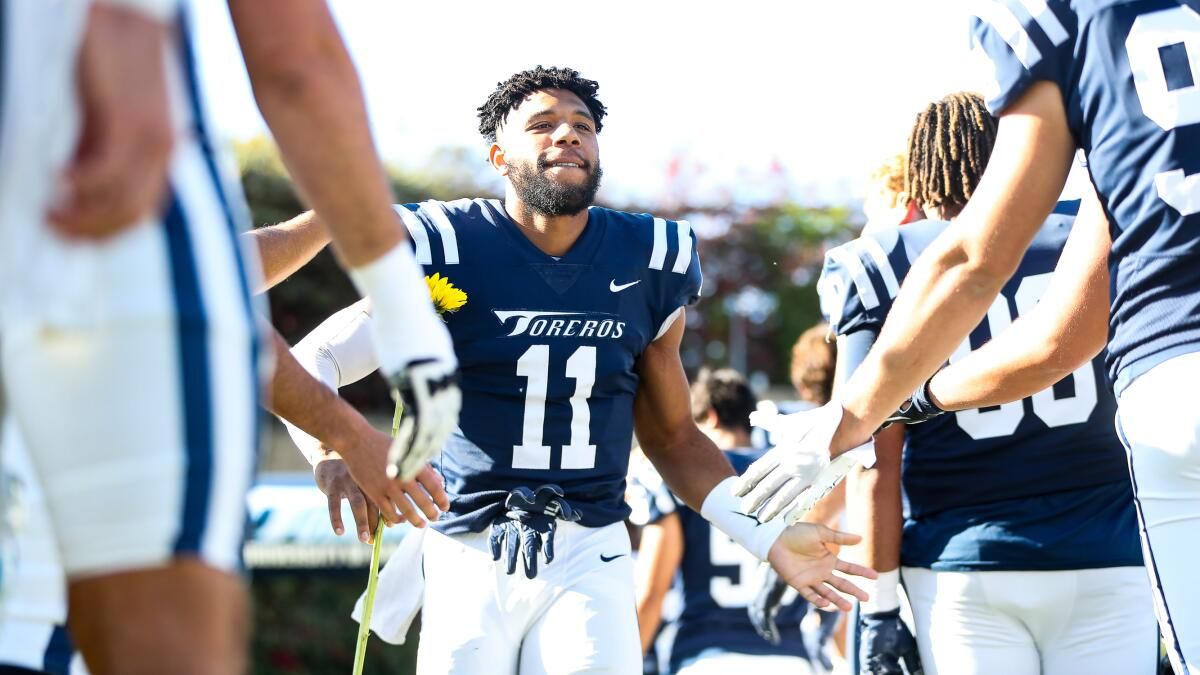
top-left (351, 525), bottom-right (426, 644)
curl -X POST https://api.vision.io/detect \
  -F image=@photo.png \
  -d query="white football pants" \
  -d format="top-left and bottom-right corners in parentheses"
top-left (1117, 350), bottom-right (1200, 675)
top-left (417, 521), bottom-right (641, 675)
top-left (902, 566), bottom-right (1157, 675)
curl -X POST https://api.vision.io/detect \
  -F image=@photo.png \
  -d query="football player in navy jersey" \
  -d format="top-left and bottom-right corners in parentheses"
top-left (630, 369), bottom-right (822, 675)
top-left (821, 92), bottom-right (1154, 675)
top-left (280, 66), bottom-right (876, 675)
top-left (736, 4), bottom-right (1200, 671)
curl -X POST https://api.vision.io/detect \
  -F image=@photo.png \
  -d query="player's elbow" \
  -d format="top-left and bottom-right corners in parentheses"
top-left (959, 244), bottom-right (1020, 299)
top-left (248, 48), bottom-right (350, 113)
top-left (1037, 315), bottom-right (1106, 381)
top-left (926, 232), bottom-right (1017, 303)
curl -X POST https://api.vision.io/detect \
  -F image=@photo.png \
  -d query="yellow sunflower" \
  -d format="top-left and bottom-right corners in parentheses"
top-left (425, 273), bottom-right (468, 316)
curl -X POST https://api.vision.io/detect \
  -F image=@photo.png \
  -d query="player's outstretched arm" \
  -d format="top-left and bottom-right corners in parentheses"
top-left (49, 2), bottom-right (176, 239)
top-left (924, 185), bottom-right (1111, 411)
top-left (633, 311), bottom-right (876, 610)
top-left (228, 0), bottom-right (402, 267)
top-left (831, 81), bottom-right (1078, 455)
top-left (244, 210), bottom-right (331, 293)
top-left (229, 0), bottom-right (460, 479)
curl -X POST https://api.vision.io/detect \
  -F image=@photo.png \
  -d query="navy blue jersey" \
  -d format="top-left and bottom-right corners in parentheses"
top-left (628, 450), bottom-right (812, 670)
top-left (972, 0), bottom-right (1200, 393)
top-left (396, 199), bottom-right (701, 534)
top-left (818, 208), bottom-right (1142, 570)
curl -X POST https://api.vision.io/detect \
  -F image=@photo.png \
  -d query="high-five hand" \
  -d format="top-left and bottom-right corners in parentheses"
top-left (768, 523), bottom-right (877, 612)
top-left (734, 402), bottom-right (875, 522)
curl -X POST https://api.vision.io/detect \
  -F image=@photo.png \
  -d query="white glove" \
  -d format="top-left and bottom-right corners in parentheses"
top-left (733, 401), bottom-right (875, 523)
top-left (385, 360), bottom-right (461, 481)
top-left (348, 244), bottom-right (461, 481)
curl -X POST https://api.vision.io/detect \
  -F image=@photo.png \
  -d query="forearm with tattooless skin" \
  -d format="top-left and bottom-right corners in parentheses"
top-left (633, 314), bottom-right (736, 511)
top-left (832, 82), bottom-right (1077, 454)
top-left (926, 186), bottom-right (1112, 410)
top-left (265, 330), bottom-right (373, 460)
top-left (245, 210), bottom-right (331, 293)
top-left (835, 332), bottom-right (902, 573)
top-left (635, 514), bottom-right (684, 654)
top-left (229, 0), bottom-right (405, 268)
top-left (843, 425), bottom-right (904, 574)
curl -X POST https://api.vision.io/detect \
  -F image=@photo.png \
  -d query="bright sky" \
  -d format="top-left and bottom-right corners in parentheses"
top-left (190, 0), bottom-right (992, 208)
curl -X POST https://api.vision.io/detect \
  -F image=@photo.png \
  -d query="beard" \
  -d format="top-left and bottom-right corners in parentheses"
top-left (508, 156), bottom-right (603, 217)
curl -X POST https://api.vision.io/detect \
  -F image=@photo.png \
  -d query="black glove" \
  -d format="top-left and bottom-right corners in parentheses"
top-left (748, 566), bottom-right (788, 645)
top-left (882, 377), bottom-right (944, 429)
top-left (489, 485), bottom-right (580, 579)
top-left (857, 608), bottom-right (923, 675)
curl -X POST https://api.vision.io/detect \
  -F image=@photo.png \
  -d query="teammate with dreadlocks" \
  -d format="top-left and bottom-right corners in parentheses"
top-left (903, 92), bottom-right (997, 218)
top-left (810, 91), bottom-right (1155, 674)
top-left (262, 65), bottom-right (877, 675)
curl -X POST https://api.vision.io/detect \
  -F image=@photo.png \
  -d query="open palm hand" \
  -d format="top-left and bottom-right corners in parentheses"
top-left (768, 523), bottom-right (877, 612)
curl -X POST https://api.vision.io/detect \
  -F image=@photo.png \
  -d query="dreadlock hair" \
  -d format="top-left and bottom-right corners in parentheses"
top-left (477, 66), bottom-right (607, 144)
top-left (905, 92), bottom-right (997, 219)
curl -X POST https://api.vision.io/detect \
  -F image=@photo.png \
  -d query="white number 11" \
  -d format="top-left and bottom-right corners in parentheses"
top-left (513, 345), bottom-right (598, 470)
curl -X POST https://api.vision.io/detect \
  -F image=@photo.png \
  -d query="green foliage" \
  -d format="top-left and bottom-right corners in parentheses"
top-left (237, 138), bottom-right (500, 409)
top-left (677, 204), bottom-right (857, 385)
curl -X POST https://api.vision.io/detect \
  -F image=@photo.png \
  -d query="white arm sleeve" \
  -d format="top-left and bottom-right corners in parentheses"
top-left (285, 299), bottom-right (381, 465)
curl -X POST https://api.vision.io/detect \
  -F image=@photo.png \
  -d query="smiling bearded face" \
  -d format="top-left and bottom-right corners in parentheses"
top-left (507, 154), bottom-right (604, 217)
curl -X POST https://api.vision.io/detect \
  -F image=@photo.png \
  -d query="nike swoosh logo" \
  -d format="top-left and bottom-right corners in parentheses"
top-left (600, 553), bottom-right (626, 563)
top-left (609, 280), bottom-right (641, 293)
top-left (733, 511), bottom-right (762, 526)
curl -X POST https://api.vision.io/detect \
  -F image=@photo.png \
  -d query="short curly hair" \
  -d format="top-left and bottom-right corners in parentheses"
top-left (477, 66), bottom-right (607, 144)
top-left (691, 368), bottom-right (758, 433)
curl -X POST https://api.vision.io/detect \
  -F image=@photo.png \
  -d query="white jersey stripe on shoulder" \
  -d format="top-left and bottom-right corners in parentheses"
top-left (827, 246), bottom-right (879, 310)
top-left (422, 201), bottom-right (460, 265)
top-left (395, 206), bottom-right (432, 265)
top-left (1014, 0), bottom-right (1069, 46)
top-left (973, 0), bottom-right (1043, 70)
top-left (672, 220), bottom-right (694, 274)
top-left (856, 236), bottom-right (900, 298)
top-left (650, 217), bottom-right (668, 270)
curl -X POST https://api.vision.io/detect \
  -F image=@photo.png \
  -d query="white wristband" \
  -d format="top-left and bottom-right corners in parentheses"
top-left (98, 0), bottom-right (180, 21)
top-left (347, 243), bottom-right (455, 374)
top-left (859, 568), bottom-right (901, 614)
top-left (701, 476), bottom-right (788, 561)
